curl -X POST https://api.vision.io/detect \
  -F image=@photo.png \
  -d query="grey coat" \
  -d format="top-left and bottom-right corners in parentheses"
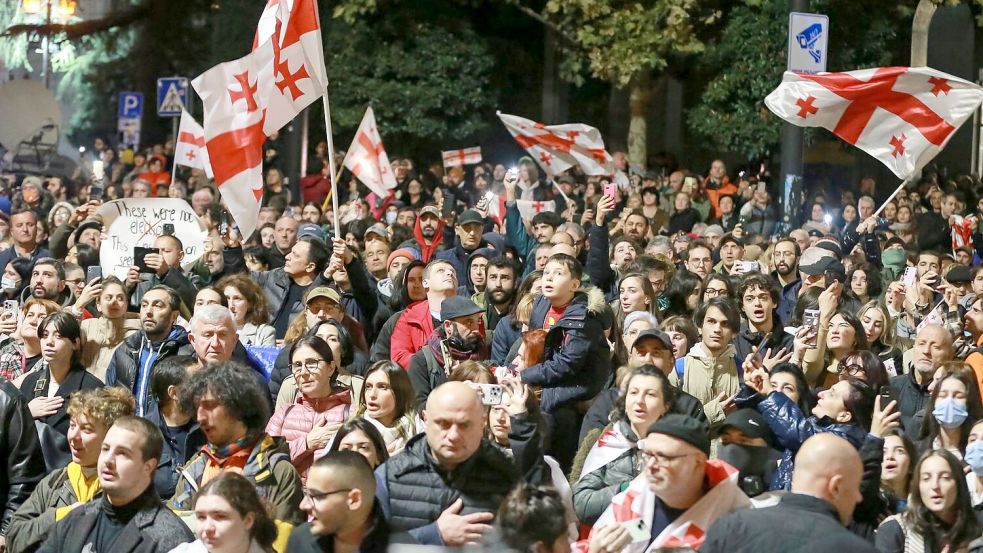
top-left (572, 420), bottom-right (640, 526)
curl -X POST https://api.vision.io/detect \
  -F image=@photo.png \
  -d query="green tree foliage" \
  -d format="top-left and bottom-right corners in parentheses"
top-left (321, 16), bottom-right (496, 156)
top-left (687, 0), bottom-right (903, 160)
top-left (539, 0), bottom-right (720, 87)
top-left (2, 0), bottom-right (495, 153)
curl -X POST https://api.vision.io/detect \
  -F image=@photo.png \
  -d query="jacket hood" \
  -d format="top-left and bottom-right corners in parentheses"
top-left (483, 232), bottom-right (506, 253)
top-left (125, 325), bottom-right (190, 349)
top-left (688, 341), bottom-right (736, 361)
top-left (413, 214), bottom-right (445, 260)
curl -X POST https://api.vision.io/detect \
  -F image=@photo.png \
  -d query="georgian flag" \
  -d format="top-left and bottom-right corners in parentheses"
top-left (441, 146), bottom-right (482, 168)
top-left (497, 111), bottom-right (618, 177)
top-left (484, 192), bottom-right (556, 225)
top-left (765, 67), bottom-right (983, 181)
top-left (573, 461), bottom-right (750, 553)
top-left (342, 107), bottom-right (397, 198)
top-left (192, 0), bottom-right (327, 240)
top-left (577, 424), bottom-right (635, 483)
top-left (174, 110), bottom-right (214, 179)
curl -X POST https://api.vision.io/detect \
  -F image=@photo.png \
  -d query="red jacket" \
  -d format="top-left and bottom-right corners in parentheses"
top-left (391, 300), bottom-right (435, 368)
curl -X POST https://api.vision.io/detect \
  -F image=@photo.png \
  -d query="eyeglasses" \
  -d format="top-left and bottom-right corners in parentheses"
top-left (291, 358), bottom-right (324, 375)
top-left (639, 449), bottom-right (695, 467)
top-left (704, 287), bottom-right (728, 298)
top-left (303, 487), bottom-right (352, 501)
top-left (838, 363), bottom-right (865, 377)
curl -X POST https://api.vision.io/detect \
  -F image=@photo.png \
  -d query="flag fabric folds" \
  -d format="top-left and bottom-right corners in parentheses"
top-left (441, 146), bottom-right (482, 168)
top-left (174, 110), bottom-right (214, 179)
top-left (342, 107), bottom-right (397, 199)
top-left (765, 66), bottom-right (983, 181)
top-left (497, 111), bottom-right (618, 177)
top-left (192, 0), bottom-right (327, 240)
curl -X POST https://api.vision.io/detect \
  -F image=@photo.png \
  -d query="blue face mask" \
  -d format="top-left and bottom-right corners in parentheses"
top-left (932, 398), bottom-right (969, 428)
top-left (965, 441), bottom-right (983, 476)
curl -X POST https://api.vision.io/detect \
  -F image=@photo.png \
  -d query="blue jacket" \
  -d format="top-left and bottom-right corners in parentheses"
top-left (520, 291), bottom-right (610, 412)
top-left (734, 385), bottom-right (867, 491)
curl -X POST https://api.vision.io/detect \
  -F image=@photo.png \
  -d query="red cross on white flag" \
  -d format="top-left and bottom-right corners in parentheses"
top-left (484, 192), bottom-right (554, 224)
top-left (343, 107), bottom-right (397, 198)
top-left (191, 0), bottom-right (328, 240)
top-left (174, 110), bottom-right (214, 179)
top-left (765, 66), bottom-right (983, 181)
top-left (497, 111), bottom-right (617, 177)
top-left (441, 146), bottom-right (482, 168)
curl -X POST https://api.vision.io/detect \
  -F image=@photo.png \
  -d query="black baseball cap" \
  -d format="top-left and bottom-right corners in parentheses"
top-left (458, 209), bottom-right (483, 226)
top-left (440, 296), bottom-right (483, 321)
top-left (946, 264), bottom-right (972, 284)
top-left (646, 414), bottom-right (711, 456)
top-left (632, 329), bottom-right (673, 351)
top-left (715, 408), bottom-right (775, 446)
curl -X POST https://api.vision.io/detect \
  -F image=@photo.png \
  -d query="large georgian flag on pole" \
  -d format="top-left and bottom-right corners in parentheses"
top-left (174, 110), bottom-right (214, 179)
top-left (498, 111), bottom-right (617, 176)
top-left (192, 0), bottom-right (327, 240)
top-left (765, 67), bottom-right (983, 181)
top-left (342, 107), bottom-right (397, 198)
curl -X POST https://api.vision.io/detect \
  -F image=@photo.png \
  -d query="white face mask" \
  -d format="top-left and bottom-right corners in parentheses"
top-left (1, 277), bottom-right (18, 291)
top-left (385, 211), bottom-right (398, 225)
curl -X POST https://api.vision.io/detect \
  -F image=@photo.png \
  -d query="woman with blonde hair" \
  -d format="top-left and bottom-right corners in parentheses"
top-left (215, 273), bottom-right (275, 346)
top-left (857, 301), bottom-right (902, 376)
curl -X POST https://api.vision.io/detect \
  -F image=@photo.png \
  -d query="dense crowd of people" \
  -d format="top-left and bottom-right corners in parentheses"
top-left (0, 137), bottom-right (980, 553)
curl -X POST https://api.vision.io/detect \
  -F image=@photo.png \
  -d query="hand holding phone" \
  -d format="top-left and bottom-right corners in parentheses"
top-left (603, 183), bottom-right (617, 201)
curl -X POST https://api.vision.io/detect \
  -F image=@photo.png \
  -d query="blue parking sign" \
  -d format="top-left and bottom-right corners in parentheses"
top-left (118, 92), bottom-right (143, 119)
top-left (156, 77), bottom-right (189, 117)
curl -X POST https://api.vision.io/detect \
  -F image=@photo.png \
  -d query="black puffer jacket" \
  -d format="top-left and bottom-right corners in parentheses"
top-left (375, 433), bottom-right (520, 545)
top-left (105, 327), bottom-right (190, 393)
top-left (520, 290), bottom-right (611, 412)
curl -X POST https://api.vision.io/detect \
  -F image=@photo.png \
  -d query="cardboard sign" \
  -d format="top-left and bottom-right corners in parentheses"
top-left (96, 199), bottom-right (208, 280)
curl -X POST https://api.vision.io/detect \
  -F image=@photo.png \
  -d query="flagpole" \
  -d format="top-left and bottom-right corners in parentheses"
top-left (872, 178), bottom-right (910, 218)
top-left (321, 87), bottom-right (340, 239)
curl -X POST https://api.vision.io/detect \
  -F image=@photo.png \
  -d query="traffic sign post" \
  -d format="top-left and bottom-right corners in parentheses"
top-left (781, 6), bottom-right (827, 231)
top-left (788, 12), bottom-right (829, 74)
top-left (156, 77), bottom-right (189, 117)
top-left (118, 92), bottom-right (144, 149)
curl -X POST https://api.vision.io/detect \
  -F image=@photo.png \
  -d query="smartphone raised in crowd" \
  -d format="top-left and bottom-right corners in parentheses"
top-left (85, 266), bottom-right (102, 283)
top-left (802, 308), bottom-right (820, 349)
top-left (134, 246), bottom-right (159, 274)
top-left (603, 183), bottom-right (617, 201)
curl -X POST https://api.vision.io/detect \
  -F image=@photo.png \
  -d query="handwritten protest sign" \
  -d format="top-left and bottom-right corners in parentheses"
top-left (96, 199), bottom-right (208, 280)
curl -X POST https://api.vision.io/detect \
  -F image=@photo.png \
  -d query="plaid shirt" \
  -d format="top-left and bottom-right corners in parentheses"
top-left (0, 339), bottom-right (25, 381)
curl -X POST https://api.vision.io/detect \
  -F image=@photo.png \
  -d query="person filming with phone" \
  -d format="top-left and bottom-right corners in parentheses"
top-left (125, 233), bottom-right (198, 314)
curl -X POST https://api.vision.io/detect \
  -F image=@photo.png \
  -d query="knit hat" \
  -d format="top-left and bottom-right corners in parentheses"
top-left (646, 414), bottom-right (711, 456)
top-left (386, 248), bottom-right (420, 271)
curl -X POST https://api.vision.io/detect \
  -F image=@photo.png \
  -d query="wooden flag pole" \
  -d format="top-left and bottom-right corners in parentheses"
top-left (321, 87), bottom-right (341, 239)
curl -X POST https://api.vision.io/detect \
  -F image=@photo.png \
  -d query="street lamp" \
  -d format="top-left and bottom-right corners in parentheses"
top-left (21, 0), bottom-right (76, 89)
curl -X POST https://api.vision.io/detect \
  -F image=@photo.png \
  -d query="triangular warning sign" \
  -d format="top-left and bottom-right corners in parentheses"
top-left (160, 83), bottom-right (186, 113)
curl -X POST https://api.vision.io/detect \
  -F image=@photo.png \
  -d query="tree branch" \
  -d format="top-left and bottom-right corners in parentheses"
top-left (2, 2), bottom-right (151, 39)
top-left (501, 0), bottom-right (581, 50)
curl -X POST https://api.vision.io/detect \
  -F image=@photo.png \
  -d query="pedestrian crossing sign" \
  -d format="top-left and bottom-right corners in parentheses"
top-left (157, 77), bottom-right (188, 117)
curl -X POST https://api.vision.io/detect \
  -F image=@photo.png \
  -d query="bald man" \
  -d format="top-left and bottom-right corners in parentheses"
top-left (374, 382), bottom-right (524, 545)
top-left (701, 434), bottom-right (876, 552)
top-left (289, 451), bottom-right (398, 553)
